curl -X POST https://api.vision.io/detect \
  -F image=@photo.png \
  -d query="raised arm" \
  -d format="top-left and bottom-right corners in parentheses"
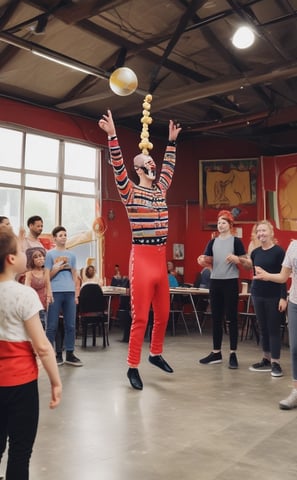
top-left (98, 109), bottom-right (116, 137)
top-left (169, 120), bottom-right (182, 142)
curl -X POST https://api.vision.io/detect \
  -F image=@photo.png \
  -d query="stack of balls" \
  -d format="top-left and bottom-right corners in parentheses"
top-left (138, 94), bottom-right (153, 155)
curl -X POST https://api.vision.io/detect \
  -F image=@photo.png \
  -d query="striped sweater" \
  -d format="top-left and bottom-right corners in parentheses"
top-left (108, 136), bottom-right (176, 245)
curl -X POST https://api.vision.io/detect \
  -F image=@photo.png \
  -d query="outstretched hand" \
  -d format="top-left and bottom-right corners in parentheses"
top-left (169, 120), bottom-right (182, 141)
top-left (253, 266), bottom-right (268, 280)
top-left (98, 109), bottom-right (116, 137)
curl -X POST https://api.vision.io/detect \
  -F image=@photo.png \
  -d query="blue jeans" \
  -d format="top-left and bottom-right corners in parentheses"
top-left (288, 300), bottom-right (297, 380)
top-left (46, 291), bottom-right (76, 352)
top-left (39, 309), bottom-right (47, 330)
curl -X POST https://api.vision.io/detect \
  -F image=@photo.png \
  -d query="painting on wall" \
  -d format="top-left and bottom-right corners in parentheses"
top-left (199, 158), bottom-right (259, 229)
top-left (173, 243), bottom-right (184, 260)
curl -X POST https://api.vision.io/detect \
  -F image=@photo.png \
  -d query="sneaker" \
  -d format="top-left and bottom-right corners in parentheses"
top-left (279, 389), bottom-right (297, 410)
top-left (65, 353), bottom-right (83, 367)
top-left (271, 362), bottom-right (283, 377)
top-left (249, 358), bottom-right (271, 372)
top-left (229, 352), bottom-right (238, 369)
top-left (56, 354), bottom-right (64, 366)
top-left (199, 351), bottom-right (222, 365)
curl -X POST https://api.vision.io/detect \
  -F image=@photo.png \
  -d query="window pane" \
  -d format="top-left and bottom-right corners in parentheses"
top-left (63, 179), bottom-right (95, 194)
top-left (0, 127), bottom-right (23, 168)
top-left (24, 190), bottom-right (57, 234)
top-left (67, 243), bottom-right (97, 271)
top-left (0, 187), bottom-right (21, 231)
top-left (0, 170), bottom-right (21, 184)
top-left (25, 174), bottom-right (57, 189)
top-left (64, 142), bottom-right (96, 178)
top-left (25, 134), bottom-right (59, 173)
top-left (62, 195), bottom-right (95, 237)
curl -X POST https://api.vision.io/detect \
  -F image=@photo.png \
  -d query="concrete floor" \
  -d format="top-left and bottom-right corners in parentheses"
top-left (1, 327), bottom-right (297, 480)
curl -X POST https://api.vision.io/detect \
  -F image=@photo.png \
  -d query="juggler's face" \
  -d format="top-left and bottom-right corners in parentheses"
top-left (133, 154), bottom-right (156, 180)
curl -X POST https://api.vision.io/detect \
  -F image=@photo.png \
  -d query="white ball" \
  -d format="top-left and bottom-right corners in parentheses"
top-left (109, 67), bottom-right (138, 96)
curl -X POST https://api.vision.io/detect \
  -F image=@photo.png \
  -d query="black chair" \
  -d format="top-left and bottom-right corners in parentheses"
top-left (79, 284), bottom-right (109, 348)
top-left (239, 294), bottom-right (259, 344)
top-left (169, 293), bottom-right (190, 335)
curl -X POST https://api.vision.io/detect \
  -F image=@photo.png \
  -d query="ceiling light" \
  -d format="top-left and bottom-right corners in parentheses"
top-left (32, 49), bottom-right (105, 77)
top-left (232, 26), bottom-right (255, 49)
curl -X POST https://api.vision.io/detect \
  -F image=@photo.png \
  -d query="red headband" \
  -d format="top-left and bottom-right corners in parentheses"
top-left (218, 210), bottom-right (234, 224)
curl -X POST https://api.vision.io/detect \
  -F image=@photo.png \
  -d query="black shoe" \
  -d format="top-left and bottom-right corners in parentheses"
top-left (65, 352), bottom-right (83, 367)
top-left (127, 368), bottom-right (143, 390)
top-left (249, 358), bottom-right (271, 372)
top-left (148, 355), bottom-right (174, 373)
top-left (56, 353), bottom-right (64, 366)
top-left (199, 351), bottom-right (222, 364)
top-left (229, 352), bottom-right (238, 369)
top-left (271, 362), bottom-right (283, 377)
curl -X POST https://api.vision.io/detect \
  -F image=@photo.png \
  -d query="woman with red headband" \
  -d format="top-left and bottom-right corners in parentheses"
top-left (197, 210), bottom-right (247, 369)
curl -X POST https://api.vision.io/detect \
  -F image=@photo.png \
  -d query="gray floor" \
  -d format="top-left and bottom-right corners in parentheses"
top-left (1, 327), bottom-right (297, 480)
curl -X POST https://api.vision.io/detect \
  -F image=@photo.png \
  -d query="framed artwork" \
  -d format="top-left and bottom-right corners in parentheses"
top-left (173, 243), bottom-right (184, 260)
top-left (175, 266), bottom-right (184, 275)
top-left (199, 158), bottom-right (259, 229)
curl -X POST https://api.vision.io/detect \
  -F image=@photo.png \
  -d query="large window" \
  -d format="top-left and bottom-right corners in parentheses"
top-left (0, 125), bottom-right (102, 270)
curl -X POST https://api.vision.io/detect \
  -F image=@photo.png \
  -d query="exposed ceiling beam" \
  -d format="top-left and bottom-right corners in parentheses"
top-left (153, 60), bottom-right (297, 111)
top-left (58, 59), bottom-right (297, 117)
top-left (149, 0), bottom-right (207, 92)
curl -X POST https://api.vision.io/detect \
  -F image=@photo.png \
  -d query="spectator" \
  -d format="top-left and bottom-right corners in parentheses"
top-left (0, 227), bottom-right (62, 480)
top-left (243, 220), bottom-right (287, 377)
top-left (198, 210), bottom-right (247, 369)
top-left (20, 215), bottom-right (46, 268)
top-left (45, 226), bottom-right (82, 367)
top-left (255, 239), bottom-right (297, 408)
top-left (111, 264), bottom-right (122, 286)
top-left (0, 216), bottom-right (11, 229)
top-left (25, 249), bottom-right (52, 330)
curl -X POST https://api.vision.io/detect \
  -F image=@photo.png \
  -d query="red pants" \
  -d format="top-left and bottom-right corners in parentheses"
top-left (128, 244), bottom-right (170, 366)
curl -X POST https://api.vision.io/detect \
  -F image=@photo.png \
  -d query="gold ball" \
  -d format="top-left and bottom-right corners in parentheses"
top-left (109, 67), bottom-right (138, 96)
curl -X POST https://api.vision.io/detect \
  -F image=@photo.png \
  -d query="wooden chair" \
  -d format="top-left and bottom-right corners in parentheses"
top-left (79, 284), bottom-right (109, 348)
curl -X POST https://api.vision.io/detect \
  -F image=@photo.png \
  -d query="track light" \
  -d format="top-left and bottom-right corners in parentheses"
top-left (232, 26), bottom-right (255, 49)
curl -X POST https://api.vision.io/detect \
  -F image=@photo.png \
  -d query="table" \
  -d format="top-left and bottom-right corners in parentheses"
top-left (102, 286), bottom-right (210, 334)
top-left (102, 286), bottom-right (128, 326)
top-left (169, 287), bottom-right (210, 334)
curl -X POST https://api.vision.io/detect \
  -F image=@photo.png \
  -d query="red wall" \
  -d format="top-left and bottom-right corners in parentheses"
top-left (1, 97), bottom-right (296, 284)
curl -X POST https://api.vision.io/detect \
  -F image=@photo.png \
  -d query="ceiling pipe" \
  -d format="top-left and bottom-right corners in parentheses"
top-left (0, 31), bottom-right (109, 79)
